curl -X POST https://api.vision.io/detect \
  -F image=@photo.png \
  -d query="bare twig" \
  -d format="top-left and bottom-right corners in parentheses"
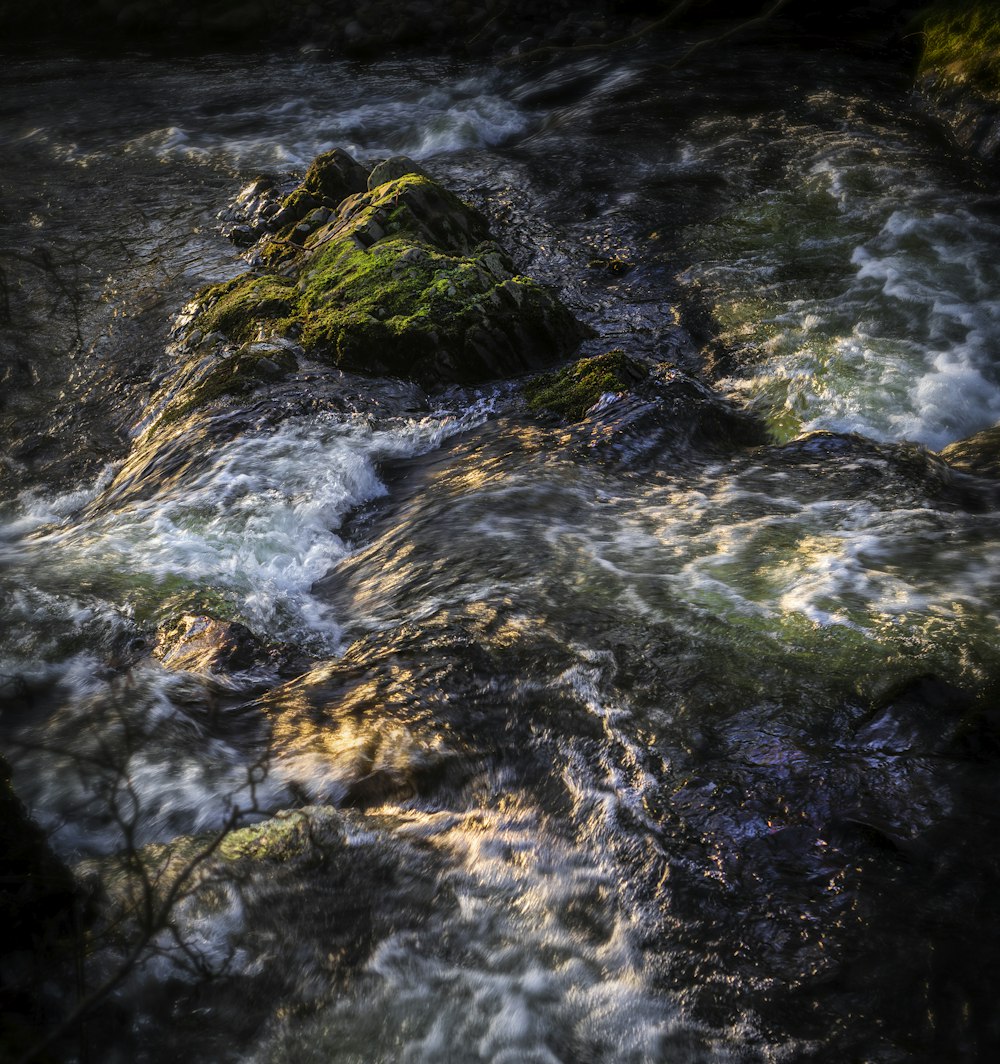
top-left (498, 0), bottom-right (699, 66)
top-left (13, 704), bottom-right (270, 1064)
top-left (668, 0), bottom-right (796, 69)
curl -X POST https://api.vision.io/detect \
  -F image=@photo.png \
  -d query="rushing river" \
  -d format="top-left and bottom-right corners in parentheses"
top-left (2, 35), bottom-right (1000, 1064)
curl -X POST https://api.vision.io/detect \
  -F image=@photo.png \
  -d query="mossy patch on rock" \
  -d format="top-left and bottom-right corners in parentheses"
top-left (186, 157), bottom-right (586, 390)
top-left (150, 340), bottom-right (299, 431)
top-left (522, 350), bottom-right (639, 421)
top-left (919, 3), bottom-right (1000, 95)
top-left (217, 808), bottom-right (338, 863)
top-left (917, 4), bottom-right (1000, 161)
top-left (195, 274), bottom-right (298, 344)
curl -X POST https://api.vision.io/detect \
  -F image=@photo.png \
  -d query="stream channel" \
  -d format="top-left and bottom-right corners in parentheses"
top-left (2, 32), bottom-right (1000, 1064)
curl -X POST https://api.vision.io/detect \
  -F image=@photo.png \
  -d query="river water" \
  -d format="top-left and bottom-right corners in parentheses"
top-left (2, 36), bottom-right (1000, 1064)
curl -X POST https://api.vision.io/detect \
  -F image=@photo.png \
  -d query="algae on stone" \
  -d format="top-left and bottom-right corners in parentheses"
top-left (522, 350), bottom-right (638, 421)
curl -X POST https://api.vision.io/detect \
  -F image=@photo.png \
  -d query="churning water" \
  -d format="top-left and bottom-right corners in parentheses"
top-left (2, 36), bottom-right (1000, 1064)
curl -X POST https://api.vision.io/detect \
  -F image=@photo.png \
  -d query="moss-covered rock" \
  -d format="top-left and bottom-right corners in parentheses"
top-left (186, 154), bottom-right (586, 390)
top-left (217, 808), bottom-right (339, 863)
top-left (264, 148), bottom-right (370, 244)
top-left (522, 350), bottom-right (641, 421)
top-left (193, 274), bottom-right (298, 344)
top-left (301, 147), bottom-right (370, 203)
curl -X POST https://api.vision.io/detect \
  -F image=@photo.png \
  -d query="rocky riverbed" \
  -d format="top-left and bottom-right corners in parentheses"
top-left (4, 5), bottom-right (1000, 1063)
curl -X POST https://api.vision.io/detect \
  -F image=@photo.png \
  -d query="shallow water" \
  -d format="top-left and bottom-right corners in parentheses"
top-left (2, 36), bottom-right (1000, 1064)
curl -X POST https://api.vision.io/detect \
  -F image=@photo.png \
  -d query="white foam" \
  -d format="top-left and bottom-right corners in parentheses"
top-left (108, 72), bottom-right (530, 171)
top-left (252, 800), bottom-right (728, 1064)
top-left (5, 405), bottom-right (489, 654)
top-left (684, 112), bottom-right (1000, 449)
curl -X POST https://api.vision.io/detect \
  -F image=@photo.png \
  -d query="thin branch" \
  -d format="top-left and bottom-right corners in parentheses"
top-left (467, 2), bottom-right (510, 46)
top-left (668, 0), bottom-right (796, 69)
top-left (14, 737), bottom-right (269, 1064)
top-left (499, 0), bottom-right (699, 66)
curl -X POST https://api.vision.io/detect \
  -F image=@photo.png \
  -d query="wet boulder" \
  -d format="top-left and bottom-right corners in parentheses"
top-left (522, 349), bottom-right (646, 421)
top-left (365, 154), bottom-right (430, 191)
top-left (300, 147), bottom-right (370, 206)
top-left (939, 422), bottom-right (1000, 478)
top-left (853, 675), bottom-right (974, 756)
top-left (186, 153), bottom-right (586, 389)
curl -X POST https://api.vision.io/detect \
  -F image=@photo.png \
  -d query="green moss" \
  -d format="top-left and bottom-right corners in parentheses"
top-left (920, 3), bottom-right (1000, 95)
top-left (257, 238), bottom-right (301, 270)
top-left (296, 231), bottom-right (504, 365)
top-left (154, 343), bottom-right (299, 429)
top-left (182, 171), bottom-right (581, 388)
top-left (218, 811), bottom-right (334, 862)
top-left (523, 351), bottom-right (635, 421)
top-left (195, 274), bottom-right (298, 345)
top-left (279, 187), bottom-right (320, 218)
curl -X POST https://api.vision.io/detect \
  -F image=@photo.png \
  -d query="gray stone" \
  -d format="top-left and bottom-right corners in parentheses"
top-left (367, 155), bottom-right (431, 191)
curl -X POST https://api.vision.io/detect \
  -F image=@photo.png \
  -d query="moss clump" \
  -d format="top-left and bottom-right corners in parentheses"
top-left (257, 238), bottom-right (301, 270)
top-left (196, 274), bottom-right (298, 344)
top-left (218, 810), bottom-right (336, 863)
top-left (523, 350), bottom-right (636, 421)
top-left (920, 3), bottom-right (1000, 95)
top-left (276, 187), bottom-right (321, 222)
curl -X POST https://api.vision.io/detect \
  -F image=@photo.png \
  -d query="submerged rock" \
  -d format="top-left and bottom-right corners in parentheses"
top-left (522, 349), bottom-right (644, 421)
top-left (77, 802), bottom-right (448, 1058)
top-left (153, 613), bottom-right (310, 679)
